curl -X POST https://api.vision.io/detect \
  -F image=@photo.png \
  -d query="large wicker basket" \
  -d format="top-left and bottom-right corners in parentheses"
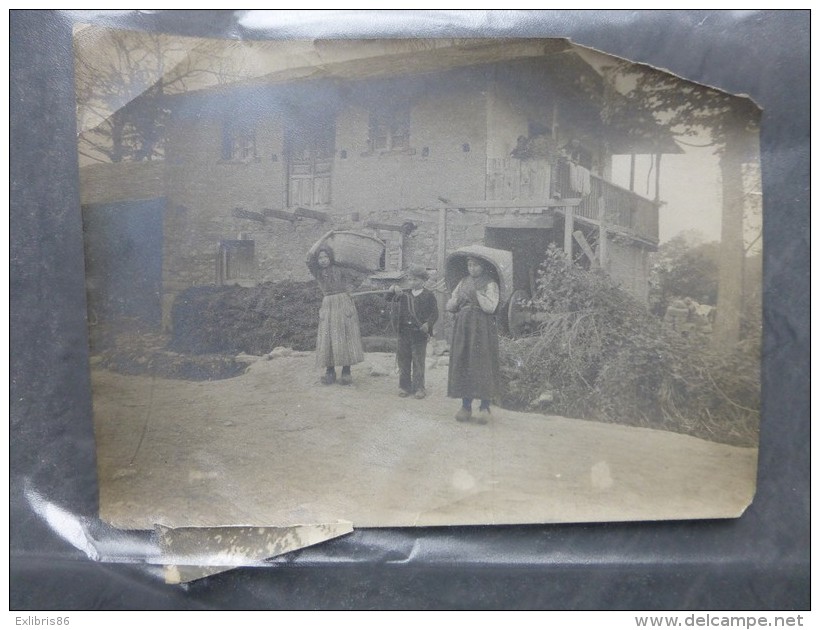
top-left (445, 245), bottom-right (513, 305)
top-left (307, 231), bottom-right (386, 274)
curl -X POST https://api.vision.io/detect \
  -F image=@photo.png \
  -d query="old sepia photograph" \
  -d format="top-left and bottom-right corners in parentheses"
top-left (74, 27), bottom-right (762, 538)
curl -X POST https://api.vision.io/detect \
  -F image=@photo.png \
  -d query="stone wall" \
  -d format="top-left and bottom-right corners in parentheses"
top-left (159, 77), bottom-right (493, 296)
top-left (332, 89), bottom-right (488, 214)
top-left (80, 161), bottom-right (166, 206)
top-left (80, 64), bottom-right (655, 330)
top-left (606, 235), bottom-right (651, 303)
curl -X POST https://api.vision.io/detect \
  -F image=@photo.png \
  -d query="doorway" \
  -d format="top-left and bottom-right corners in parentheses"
top-left (286, 118), bottom-right (334, 208)
top-left (484, 227), bottom-right (553, 293)
top-left (82, 198), bottom-right (165, 331)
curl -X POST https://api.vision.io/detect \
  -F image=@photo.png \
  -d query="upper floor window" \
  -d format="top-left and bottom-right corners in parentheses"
top-left (217, 239), bottom-right (256, 286)
top-left (222, 119), bottom-right (257, 161)
top-left (368, 107), bottom-right (410, 152)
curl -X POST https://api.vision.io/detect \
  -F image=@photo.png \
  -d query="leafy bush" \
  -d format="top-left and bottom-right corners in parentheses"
top-left (498, 245), bottom-right (760, 447)
top-left (651, 234), bottom-right (720, 306)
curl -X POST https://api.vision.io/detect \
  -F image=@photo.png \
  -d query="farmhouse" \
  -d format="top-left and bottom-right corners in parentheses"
top-left (79, 38), bottom-right (679, 330)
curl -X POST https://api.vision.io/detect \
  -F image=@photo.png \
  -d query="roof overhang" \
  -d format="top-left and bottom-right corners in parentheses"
top-left (75, 26), bottom-right (680, 156)
top-left (240, 38), bottom-right (572, 87)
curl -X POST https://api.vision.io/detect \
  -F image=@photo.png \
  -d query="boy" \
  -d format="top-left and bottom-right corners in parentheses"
top-left (388, 264), bottom-right (438, 399)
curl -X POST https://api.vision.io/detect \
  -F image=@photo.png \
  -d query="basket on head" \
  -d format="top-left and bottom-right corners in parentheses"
top-left (307, 231), bottom-right (386, 275)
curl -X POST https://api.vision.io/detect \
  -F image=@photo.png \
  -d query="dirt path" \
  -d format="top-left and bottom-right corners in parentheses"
top-left (92, 352), bottom-right (758, 529)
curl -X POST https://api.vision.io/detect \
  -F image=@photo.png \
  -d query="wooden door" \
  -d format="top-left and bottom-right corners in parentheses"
top-left (287, 123), bottom-right (333, 208)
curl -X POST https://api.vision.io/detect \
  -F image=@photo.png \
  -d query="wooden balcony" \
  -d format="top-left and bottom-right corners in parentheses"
top-left (485, 158), bottom-right (659, 243)
top-left (551, 159), bottom-right (659, 243)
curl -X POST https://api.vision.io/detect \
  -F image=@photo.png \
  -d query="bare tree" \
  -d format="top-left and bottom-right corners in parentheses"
top-left (75, 28), bottom-right (246, 163)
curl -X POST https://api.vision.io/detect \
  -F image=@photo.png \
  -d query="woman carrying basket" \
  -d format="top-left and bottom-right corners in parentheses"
top-left (308, 246), bottom-right (365, 385)
top-left (446, 256), bottom-right (501, 423)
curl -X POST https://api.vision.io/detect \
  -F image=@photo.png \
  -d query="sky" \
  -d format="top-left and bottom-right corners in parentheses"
top-left (612, 145), bottom-right (723, 244)
top-left (577, 45), bottom-right (727, 245)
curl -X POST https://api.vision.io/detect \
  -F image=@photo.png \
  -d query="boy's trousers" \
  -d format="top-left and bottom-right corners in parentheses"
top-left (397, 328), bottom-right (429, 393)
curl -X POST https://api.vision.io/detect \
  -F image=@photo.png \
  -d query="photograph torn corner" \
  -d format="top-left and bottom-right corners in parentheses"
top-left (163, 565), bottom-right (226, 585)
top-left (157, 521), bottom-right (355, 585)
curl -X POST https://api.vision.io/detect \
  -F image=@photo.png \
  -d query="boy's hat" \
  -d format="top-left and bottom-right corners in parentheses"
top-left (406, 264), bottom-right (429, 280)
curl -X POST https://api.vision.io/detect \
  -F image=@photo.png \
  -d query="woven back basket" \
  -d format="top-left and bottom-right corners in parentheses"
top-left (308, 231), bottom-right (386, 273)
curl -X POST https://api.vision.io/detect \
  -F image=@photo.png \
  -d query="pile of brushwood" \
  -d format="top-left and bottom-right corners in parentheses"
top-left (169, 280), bottom-right (393, 356)
top-left (498, 245), bottom-right (760, 447)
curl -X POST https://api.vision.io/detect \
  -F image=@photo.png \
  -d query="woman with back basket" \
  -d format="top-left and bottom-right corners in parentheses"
top-left (446, 255), bottom-right (501, 424)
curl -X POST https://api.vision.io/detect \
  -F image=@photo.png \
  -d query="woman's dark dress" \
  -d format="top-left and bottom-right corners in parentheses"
top-left (447, 275), bottom-right (500, 400)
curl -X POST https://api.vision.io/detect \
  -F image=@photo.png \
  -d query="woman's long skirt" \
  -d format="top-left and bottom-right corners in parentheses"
top-left (447, 307), bottom-right (500, 400)
top-left (315, 293), bottom-right (365, 368)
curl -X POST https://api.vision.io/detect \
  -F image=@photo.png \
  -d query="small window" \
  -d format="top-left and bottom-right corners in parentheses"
top-left (217, 240), bottom-right (256, 285)
top-left (222, 119), bottom-right (257, 161)
top-left (368, 107), bottom-right (410, 152)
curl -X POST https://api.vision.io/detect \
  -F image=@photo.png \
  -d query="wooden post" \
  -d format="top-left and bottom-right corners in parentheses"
top-left (436, 207), bottom-right (448, 340)
top-left (598, 201), bottom-right (607, 271)
top-left (654, 153), bottom-right (663, 202)
top-left (629, 153), bottom-right (636, 192)
top-left (398, 231), bottom-right (406, 269)
top-left (563, 206), bottom-right (574, 258)
top-left (573, 230), bottom-right (598, 268)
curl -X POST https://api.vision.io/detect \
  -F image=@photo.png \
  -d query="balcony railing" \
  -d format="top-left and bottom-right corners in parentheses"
top-left (551, 159), bottom-right (659, 242)
top-left (485, 158), bottom-right (660, 243)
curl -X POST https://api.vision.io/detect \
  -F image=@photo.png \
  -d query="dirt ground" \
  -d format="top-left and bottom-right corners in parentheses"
top-left (92, 351), bottom-right (758, 530)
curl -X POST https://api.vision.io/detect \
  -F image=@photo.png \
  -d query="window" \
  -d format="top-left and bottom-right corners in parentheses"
top-left (368, 107), bottom-right (410, 152)
top-left (222, 119), bottom-right (257, 161)
top-left (217, 239), bottom-right (256, 285)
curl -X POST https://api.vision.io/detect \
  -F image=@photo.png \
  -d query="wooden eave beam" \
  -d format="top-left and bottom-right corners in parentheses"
top-left (294, 207), bottom-right (329, 222)
top-left (263, 208), bottom-right (298, 222)
top-left (231, 208), bottom-right (266, 223)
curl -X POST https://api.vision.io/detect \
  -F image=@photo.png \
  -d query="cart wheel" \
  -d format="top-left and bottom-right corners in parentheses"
top-left (508, 289), bottom-right (532, 338)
